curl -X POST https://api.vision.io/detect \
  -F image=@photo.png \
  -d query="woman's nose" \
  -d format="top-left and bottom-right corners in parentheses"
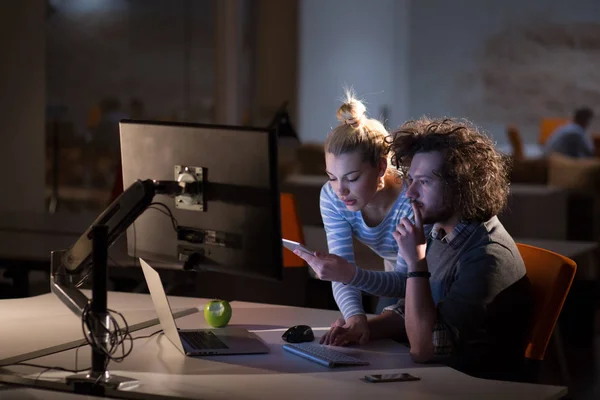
top-left (337, 183), bottom-right (349, 196)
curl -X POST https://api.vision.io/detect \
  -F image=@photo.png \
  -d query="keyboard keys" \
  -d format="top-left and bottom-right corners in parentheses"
top-left (283, 343), bottom-right (369, 368)
top-left (180, 331), bottom-right (228, 350)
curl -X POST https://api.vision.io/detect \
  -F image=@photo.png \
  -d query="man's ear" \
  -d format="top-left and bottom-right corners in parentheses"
top-left (378, 158), bottom-right (387, 177)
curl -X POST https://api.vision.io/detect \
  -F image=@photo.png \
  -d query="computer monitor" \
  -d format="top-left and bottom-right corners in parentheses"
top-left (119, 120), bottom-right (283, 280)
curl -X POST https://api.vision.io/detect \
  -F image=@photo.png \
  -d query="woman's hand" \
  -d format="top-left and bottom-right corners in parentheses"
top-left (320, 314), bottom-right (369, 346)
top-left (293, 250), bottom-right (356, 283)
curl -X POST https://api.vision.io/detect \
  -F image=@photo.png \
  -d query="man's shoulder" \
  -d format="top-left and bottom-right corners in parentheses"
top-left (457, 218), bottom-right (528, 298)
top-left (550, 122), bottom-right (585, 141)
top-left (463, 217), bottom-right (523, 263)
top-left (553, 122), bottom-right (580, 133)
top-left (470, 216), bottom-right (510, 240)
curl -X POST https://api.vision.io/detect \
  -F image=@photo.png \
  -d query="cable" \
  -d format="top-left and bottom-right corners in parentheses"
top-left (81, 302), bottom-right (133, 364)
top-left (131, 329), bottom-right (163, 340)
top-left (14, 201), bottom-right (179, 379)
top-left (75, 269), bottom-right (92, 288)
top-left (74, 201), bottom-right (178, 285)
top-left (6, 362), bottom-right (84, 374)
top-left (0, 353), bottom-right (89, 384)
top-left (132, 221), bottom-right (137, 268)
top-left (130, 201), bottom-right (179, 268)
top-left (147, 202), bottom-right (179, 232)
top-left (0, 330), bottom-right (163, 382)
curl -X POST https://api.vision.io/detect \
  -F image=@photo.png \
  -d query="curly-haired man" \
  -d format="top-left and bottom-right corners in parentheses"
top-left (324, 117), bottom-right (533, 380)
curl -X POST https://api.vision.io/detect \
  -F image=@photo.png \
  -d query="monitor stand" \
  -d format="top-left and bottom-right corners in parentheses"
top-left (66, 371), bottom-right (139, 392)
top-left (65, 225), bottom-right (138, 393)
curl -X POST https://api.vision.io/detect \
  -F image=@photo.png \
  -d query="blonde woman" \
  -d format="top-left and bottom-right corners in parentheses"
top-left (296, 92), bottom-right (419, 345)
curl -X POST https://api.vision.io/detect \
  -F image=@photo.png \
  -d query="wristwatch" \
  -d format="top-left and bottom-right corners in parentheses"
top-left (406, 271), bottom-right (431, 279)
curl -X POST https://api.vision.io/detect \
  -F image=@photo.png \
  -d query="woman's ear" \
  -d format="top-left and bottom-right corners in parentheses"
top-left (378, 158), bottom-right (387, 177)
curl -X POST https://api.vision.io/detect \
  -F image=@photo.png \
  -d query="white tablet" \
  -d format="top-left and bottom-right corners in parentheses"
top-left (282, 239), bottom-right (314, 256)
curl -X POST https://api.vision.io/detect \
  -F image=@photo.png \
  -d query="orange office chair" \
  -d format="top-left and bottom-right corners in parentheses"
top-left (517, 243), bottom-right (577, 381)
top-left (280, 192), bottom-right (306, 268)
top-left (538, 117), bottom-right (570, 146)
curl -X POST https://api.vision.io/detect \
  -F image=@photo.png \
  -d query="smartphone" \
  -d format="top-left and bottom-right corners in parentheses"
top-left (282, 239), bottom-right (314, 256)
top-left (364, 373), bottom-right (421, 383)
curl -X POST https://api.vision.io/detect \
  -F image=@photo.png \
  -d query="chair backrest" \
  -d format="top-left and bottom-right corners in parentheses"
top-left (506, 125), bottom-right (525, 160)
top-left (516, 243), bottom-right (577, 360)
top-left (280, 192), bottom-right (306, 268)
top-left (539, 117), bottom-right (570, 145)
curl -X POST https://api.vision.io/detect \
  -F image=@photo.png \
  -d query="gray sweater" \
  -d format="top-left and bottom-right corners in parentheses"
top-left (426, 216), bottom-right (532, 378)
top-left (351, 216), bottom-right (533, 379)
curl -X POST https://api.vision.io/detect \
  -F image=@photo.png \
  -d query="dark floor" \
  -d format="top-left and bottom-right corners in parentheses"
top-left (546, 325), bottom-right (600, 399)
top-left (552, 282), bottom-right (600, 399)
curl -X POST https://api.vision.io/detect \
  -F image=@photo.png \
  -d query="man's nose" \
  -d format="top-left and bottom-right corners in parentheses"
top-left (406, 181), bottom-right (418, 199)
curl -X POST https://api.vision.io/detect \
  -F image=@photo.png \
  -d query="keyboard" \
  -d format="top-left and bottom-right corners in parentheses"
top-left (179, 331), bottom-right (229, 350)
top-left (282, 343), bottom-right (370, 368)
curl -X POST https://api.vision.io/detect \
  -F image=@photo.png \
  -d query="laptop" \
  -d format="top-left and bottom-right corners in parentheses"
top-left (140, 259), bottom-right (270, 356)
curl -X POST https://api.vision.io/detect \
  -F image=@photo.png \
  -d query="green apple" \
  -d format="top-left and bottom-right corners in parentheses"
top-left (204, 299), bottom-right (232, 328)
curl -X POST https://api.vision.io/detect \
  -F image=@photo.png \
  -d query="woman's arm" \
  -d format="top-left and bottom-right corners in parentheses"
top-left (347, 268), bottom-right (406, 298)
top-left (319, 184), bottom-right (364, 319)
top-left (345, 195), bottom-right (429, 299)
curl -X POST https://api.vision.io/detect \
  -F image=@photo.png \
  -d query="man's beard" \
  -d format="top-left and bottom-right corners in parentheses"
top-left (421, 203), bottom-right (454, 225)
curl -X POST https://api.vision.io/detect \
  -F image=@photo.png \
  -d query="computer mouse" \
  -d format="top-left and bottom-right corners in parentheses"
top-left (282, 325), bottom-right (314, 343)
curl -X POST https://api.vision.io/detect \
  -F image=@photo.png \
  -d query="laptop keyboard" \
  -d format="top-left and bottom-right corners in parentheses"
top-left (283, 343), bottom-right (370, 368)
top-left (180, 331), bottom-right (229, 350)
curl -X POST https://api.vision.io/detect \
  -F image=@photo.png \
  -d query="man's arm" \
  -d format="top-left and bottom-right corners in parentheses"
top-left (405, 242), bottom-right (525, 363)
top-left (393, 204), bottom-right (436, 362)
top-left (404, 259), bottom-right (436, 361)
top-left (366, 309), bottom-right (407, 341)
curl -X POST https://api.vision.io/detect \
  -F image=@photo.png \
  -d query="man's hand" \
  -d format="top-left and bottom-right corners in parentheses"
top-left (320, 314), bottom-right (369, 346)
top-left (392, 202), bottom-right (427, 269)
top-left (293, 250), bottom-right (356, 283)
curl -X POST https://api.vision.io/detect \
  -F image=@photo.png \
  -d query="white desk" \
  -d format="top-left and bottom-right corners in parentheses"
top-left (0, 291), bottom-right (567, 399)
top-left (0, 387), bottom-right (101, 400)
top-left (0, 291), bottom-right (196, 366)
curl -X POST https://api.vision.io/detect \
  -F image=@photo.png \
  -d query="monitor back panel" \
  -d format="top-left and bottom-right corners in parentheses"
top-left (120, 121), bottom-right (282, 280)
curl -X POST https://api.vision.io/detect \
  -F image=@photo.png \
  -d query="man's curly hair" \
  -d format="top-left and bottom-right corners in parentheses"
top-left (388, 117), bottom-right (511, 222)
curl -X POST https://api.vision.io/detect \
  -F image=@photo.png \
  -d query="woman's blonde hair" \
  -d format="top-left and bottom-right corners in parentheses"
top-left (324, 90), bottom-right (389, 167)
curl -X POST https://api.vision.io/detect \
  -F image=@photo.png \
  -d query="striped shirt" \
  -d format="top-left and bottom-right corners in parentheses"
top-left (320, 182), bottom-right (414, 319)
